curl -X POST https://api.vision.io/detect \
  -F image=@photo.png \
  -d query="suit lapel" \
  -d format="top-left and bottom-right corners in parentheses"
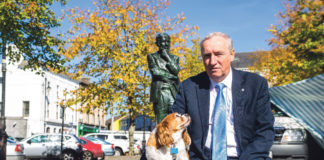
top-left (152, 52), bottom-right (167, 70)
top-left (197, 73), bottom-right (210, 142)
top-left (232, 69), bottom-right (245, 139)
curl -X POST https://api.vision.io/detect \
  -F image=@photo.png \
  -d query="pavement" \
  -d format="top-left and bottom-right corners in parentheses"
top-left (104, 155), bottom-right (141, 160)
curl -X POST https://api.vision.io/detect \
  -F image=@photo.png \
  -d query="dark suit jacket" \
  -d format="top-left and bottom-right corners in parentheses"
top-left (171, 69), bottom-right (274, 160)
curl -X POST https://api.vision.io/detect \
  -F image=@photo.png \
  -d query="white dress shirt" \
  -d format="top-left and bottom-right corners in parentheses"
top-left (204, 69), bottom-right (240, 157)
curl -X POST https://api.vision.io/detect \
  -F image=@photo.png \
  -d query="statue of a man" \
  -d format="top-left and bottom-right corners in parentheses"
top-left (147, 33), bottom-right (180, 123)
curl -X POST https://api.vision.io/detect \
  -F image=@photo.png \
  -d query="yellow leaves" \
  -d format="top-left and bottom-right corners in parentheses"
top-left (62, 0), bottom-right (199, 123)
top-left (146, 8), bottom-right (152, 16)
top-left (301, 14), bottom-right (307, 21)
top-left (260, 0), bottom-right (324, 85)
top-left (180, 16), bottom-right (186, 22)
top-left (267, 29), bottom-right (277, 33)
top-left (89, 12), bottom-right (97, 23)
top-left (115, 19), bottom-right (122, 25)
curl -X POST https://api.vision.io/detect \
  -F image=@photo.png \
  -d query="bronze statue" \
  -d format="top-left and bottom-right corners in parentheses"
top-left (147, 33), bottom-right (180, 123)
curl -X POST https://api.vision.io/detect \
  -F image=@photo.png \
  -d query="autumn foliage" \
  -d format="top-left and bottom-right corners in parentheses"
top-left (250, 0), bottom-right (323, 86)
top-left (0, 0), bottom-right (66, 73)
top-left (61, 0), bottom-right (198, 155)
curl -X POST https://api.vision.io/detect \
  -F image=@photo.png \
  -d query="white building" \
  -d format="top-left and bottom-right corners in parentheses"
top-left (0, 59), bottom-right (81, 139)
top-left (0, 52), bottom-right (107, 140)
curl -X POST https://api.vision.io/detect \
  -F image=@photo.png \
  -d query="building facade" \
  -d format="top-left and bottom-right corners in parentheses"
top-left (106, 115), bottom-right (154, 132)
top-left (0, 60), bottom-right (106, 139)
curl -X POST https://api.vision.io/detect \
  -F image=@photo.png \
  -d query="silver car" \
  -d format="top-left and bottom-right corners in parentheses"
top-left (20, 133), bottom-right (83, 160)
top-left (6, 139), bottom-right (25, 160)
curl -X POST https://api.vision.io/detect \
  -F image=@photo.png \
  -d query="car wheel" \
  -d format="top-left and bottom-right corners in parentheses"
top-left (83, 151), bottom-right (93, 160)
top-left (114, 148), bottom-right (123, 156)
top-left (62, 151), bottom-right (76, 160)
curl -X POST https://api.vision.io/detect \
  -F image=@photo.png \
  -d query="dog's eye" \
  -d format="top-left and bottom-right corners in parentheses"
top-left (175, 114), bottom-right (180, 117)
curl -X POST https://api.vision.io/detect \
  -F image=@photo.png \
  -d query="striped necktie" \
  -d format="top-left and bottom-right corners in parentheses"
top-left (211, 83), bottom-right (227, 160)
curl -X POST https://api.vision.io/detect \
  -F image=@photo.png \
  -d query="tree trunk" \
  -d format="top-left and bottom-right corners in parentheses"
top-left (128, 109), bottom-right (136, 156)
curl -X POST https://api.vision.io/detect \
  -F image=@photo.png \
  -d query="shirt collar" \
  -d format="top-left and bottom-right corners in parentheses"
top-left (209, 68), bottom-right (233, 90)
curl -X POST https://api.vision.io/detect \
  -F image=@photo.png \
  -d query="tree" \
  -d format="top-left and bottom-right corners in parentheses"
top-left (0, 0), bottom-right (66, 158)
top-left (250, 0), bottom-right (323, 86)
top-left (179, 37), bottom-right (205, 81)
top-left (0, 0), bottom-right (66, 72)
top-left (61, 0), bottom-right (197, 155)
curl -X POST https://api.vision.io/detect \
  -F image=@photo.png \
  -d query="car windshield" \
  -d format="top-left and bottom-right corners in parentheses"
top-left (271, 103), bottom-right (288, 117)
top-left (84, 137), bottom-right (111, 145)
top-left (8, 136), bottom-right (17, 142)
top-left (70, 134), bottom-right (82, 143)
top-left (80, 139), bottom-right (87, 144)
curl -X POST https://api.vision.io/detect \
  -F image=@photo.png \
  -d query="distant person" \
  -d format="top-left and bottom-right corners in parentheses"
top-left (172, 32), bottom-right (274, 160)
top-left (147, 33), bottom-right (180, 123)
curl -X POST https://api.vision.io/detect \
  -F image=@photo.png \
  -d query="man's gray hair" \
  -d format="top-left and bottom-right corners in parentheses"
top-left (200, 32), bottom-right (233, 53)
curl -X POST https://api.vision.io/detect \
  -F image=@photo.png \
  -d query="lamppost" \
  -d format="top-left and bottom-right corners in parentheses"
top-left (98, 113), bottom-right (101, 133)
top-left (141, 112), bottom-right (146, 156)
top-left (0, 45), bottom-right (7, 160)
top-left (60, 105), bottom-right (66, 156)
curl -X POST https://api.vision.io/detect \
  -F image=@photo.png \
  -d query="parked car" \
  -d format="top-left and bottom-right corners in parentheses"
top-left (84, 133), bottom-right (127, 156)
top-left (270, 105), bottom-right (308, 159)
top-left (133, 138), bottom-right (141, 155)
top-left (79, 137), bottom-right (104, 160)
top-left (83, 137), bottom-right (115, 156)
top-left (6, 139), bottom-right (25, 160)
top-left (20, 133), bottom-right (83, 160)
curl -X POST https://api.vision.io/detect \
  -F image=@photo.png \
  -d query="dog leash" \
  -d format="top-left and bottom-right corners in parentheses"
top-left (170, 143), bottom-right (178, 160)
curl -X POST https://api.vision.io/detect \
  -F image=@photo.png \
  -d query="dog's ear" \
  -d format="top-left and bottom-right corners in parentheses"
top-left (157, 120), bottom-right (174, 147)
top-left (182, 129), bottom-right (191, 146)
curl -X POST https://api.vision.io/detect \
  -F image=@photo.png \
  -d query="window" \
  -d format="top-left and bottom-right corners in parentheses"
top-left (46, 127), bottom-right (50, 133)
top-left (87, 135), bottom-right (95, 138)
top-left (64, 136), bottom-right (71, 141)
top-left (28, 135), bottom-right (48, 143)
top-left (97, 135), bottom-right (108, 140)
top-left (80, 139), bottom-right (87, 144)
top-left (56, 85), bottom-right (59, 99)
top-left (114, 135), bottom-right (128, 140)
top-left (23, 101), bottom-right (30, 117)
top-left (56, 105), bottom-right (59, 119)
top-left (120, 119), bottom-right (130, 130)
top-left (271, 103), bottom-right (288, 117)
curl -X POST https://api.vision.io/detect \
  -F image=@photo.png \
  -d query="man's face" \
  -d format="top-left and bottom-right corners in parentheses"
top-left (201, 36), bottom-right (235, 82)
top-left (157, 36), bottom-right (170, 50)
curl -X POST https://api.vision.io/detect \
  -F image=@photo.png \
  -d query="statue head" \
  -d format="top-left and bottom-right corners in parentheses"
top-left (156, 33), bottom-right (170, 51)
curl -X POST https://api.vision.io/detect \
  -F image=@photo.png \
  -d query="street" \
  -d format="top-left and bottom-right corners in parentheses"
top-left (104, 156), bottom-right (141, 160)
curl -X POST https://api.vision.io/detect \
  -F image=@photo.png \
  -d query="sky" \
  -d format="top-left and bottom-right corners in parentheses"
top-left (53, 0), bottom-right (285, 53)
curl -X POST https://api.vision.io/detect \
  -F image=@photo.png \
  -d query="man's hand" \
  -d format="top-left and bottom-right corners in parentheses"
top-left (160, 49), bottom-right (171, 62)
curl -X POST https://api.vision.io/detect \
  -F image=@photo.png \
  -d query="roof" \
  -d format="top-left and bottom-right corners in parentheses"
top-left (18, 60), bottom-right (89, 85)
top-left (106, 115), bottom-right (124, 124)
top-left (231, 52), bottom-right (255, 69)
top-left (269, 74), bottom-right (324, 149)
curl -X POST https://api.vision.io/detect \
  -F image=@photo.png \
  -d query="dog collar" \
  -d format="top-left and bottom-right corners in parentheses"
top-left (170, 143), bottom-right (178, 160)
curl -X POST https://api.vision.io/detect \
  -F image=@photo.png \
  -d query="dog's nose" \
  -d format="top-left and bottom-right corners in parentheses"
top-left (184, 113), bottom-right (189, 117)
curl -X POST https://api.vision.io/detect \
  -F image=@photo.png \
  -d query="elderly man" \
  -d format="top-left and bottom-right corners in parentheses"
top-left (172, 32), bottom-right (274, 160)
